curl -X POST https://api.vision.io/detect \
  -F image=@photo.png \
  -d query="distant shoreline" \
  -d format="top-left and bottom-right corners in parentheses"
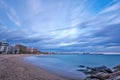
top-left (45, 52), bottom-right (120, 55)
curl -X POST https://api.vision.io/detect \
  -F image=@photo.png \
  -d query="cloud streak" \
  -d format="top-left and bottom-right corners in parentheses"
top-left (0, 0), bottom-right (21, 26)
top-left (0, 0), bottom-right (120, 52)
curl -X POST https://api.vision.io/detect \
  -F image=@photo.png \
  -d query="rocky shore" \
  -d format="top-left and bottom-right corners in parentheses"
top-left (78, 65), bottom-right (120, 80)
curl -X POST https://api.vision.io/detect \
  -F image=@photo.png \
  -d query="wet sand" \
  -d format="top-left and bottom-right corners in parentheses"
top-left (0, 54), bottom-right (72, 80)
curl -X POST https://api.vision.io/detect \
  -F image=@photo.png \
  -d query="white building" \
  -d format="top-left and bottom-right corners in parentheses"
top-left (7, 46), bottom-right (19, 54)
top-left (0, 42), bottom-right (9, 54)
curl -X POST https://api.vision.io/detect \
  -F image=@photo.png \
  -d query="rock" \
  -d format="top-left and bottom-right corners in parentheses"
top-left (114, 75), bottom-right (120, 80)
top-left (79, 65), bottom-right (120, 80)
top-left (113, 64), bottom-right (120, 69)
top-left (78, 65), bottom-right (94, 74)
top-left (113, 64), bottom-right (120, 72)
top-left (86, 67), bottom-right (92, 69)
top-left (109, 71), bottom-right (120, 78)
top-left (79, 65), bottom-right (86, 68)
top-left (78, 69), bottom-right (94, 75)
top-left (78, 65), bottom-right (112, 75)
top-left (89, 72), bottom-right (110, 80)
top-left (84, 77), bottom-right (99, 80)
top-left (91, 66), bottom-right (113, 73)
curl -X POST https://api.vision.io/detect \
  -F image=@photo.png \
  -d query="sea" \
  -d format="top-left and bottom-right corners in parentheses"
top-left (24, 54), bottom-right (120, 79)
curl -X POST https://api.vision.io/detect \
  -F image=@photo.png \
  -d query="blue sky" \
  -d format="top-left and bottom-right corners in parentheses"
top-left (0, 0), bottom-right (120, 52)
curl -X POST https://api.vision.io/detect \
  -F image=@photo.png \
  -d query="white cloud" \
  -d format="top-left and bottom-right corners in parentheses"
top-left (58, 42), bottom-right (78, 47)
top-left (71, 0), bottom-right (94, 27)
top-left (52, 28), bottom-right (79, 40)
top-left (6, 9), bottom-right (21, 26)
top-left (99, 2), bottom-right (120, 14)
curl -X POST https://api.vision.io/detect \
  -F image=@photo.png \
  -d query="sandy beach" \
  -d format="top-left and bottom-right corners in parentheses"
top-left (0, 54), bottom-right (71, 80)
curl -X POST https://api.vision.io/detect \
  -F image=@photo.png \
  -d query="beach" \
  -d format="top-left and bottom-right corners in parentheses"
top-left (0, 54), bottom-right (70, 80)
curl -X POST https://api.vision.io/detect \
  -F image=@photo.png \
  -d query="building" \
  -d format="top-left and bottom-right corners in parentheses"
top-left (0, 42), bottom-right (9, 54)
top-left (15, 44), bottom-right (27, 54)
top-left (7, 46), bottom-right (19, 54)
top-left (27, 48), bottom-right (41, 54)
top-left (0, 41), bottom-right (41, 54)
top-left (32, 48), bottom-right (41, 54)
top-left (27, 48), bottom-right (34, 54)
top-left (14, 44), bottom-right (41, 54)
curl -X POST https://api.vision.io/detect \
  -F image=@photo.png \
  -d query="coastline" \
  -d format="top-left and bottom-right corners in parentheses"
top-left (0, 54), bottom-right (72, 80)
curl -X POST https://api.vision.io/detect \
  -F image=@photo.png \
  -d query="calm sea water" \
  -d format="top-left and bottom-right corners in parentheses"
top-left (24, 54), bottom-right (120, 79)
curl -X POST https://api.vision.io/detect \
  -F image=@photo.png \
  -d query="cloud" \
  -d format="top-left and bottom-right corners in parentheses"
top-left (58, 42), bottom-right (78, 47)
top-left (99, 1), bottom-right (120, 14)
top-left (26, 0), bottom-right (41, 15)
top-left (6, 9), bottom-right (21, 26)
top-left (0, 0), bottom-right (120, 52)
top-left (71, 0), bottom-right (94, 27)
top-left (45, 1), bottom-right (120, 52)
top-left (0, 0), bottom-right (21, 26)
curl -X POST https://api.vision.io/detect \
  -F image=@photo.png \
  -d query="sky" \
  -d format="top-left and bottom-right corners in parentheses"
top-left (0, 0), bottom-right (120, 52)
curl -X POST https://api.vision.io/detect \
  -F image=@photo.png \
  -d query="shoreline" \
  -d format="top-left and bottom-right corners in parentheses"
top-left (0, 54), bottom-right (72, 80)
top-left (24, 54), bottom-right (86, 80)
